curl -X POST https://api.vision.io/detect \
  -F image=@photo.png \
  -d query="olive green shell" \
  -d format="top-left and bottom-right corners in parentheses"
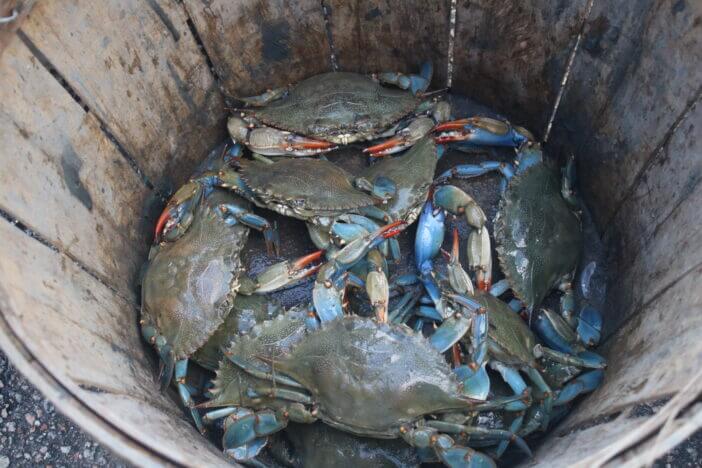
top-left (239, 158), bottom-right (377, 218)
top-left (209, 314), bottom-right (471, 437)
top-left (470, 292), bottom-right (538, 368)
top-left (272, 423), bottom-right (421, 468)
top-left (192, 295), bottom-right (283, 371)
top-left (495, 164), bottom-right (582, 309)
top-left (140, 190), bottom-right (249, 359)
top-left (361, 137), bottom-right (438, 223)
top-left (250, 72), bottom-right (420, 144)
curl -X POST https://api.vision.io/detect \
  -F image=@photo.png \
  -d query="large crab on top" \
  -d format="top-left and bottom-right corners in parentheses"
top-left (228, 63), bottom-right (447, 156)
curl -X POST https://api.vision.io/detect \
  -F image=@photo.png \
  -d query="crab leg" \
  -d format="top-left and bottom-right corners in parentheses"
top-left (553, 370), bottom-right (605, 406)
top-left (174, 359), bottom-right (205, 433)
top-left (424, 421), bottom-right (532, 458)
top-left (219, 204), bottom-right (280, 256)
top-left (488, 362), bottom-right (531, 412)
top-left (400, 426), bottom-right (497, 468)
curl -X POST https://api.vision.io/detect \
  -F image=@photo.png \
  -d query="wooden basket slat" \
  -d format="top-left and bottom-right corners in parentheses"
top-left (183, 0), bottom-right (332, 97)
top-left (325, 0), bottom-right (450, 87)
top-left (0, 217), bottom-right (227, 466)
top-left (0, 39), bottom-right (151, 297)
top-left (20, 0), bottom-right (226, 190)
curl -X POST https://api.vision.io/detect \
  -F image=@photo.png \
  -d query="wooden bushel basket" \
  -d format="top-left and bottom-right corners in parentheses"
top-left (0, 0), bottom-right (700, 466)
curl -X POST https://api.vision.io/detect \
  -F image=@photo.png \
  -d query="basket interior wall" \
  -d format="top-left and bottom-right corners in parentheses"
top-left (0, 1), bottom-right (700, 466)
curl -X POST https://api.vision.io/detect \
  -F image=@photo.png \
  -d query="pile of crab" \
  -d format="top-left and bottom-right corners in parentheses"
top-left (140, 64), bottom-right (606, 468)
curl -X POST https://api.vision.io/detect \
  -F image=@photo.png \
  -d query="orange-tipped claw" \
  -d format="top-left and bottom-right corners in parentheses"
top-left (154, 206), bottom-right (173, 242)
top-left (433, 118), bottom-right (473, 132)
top-left (289, 136), bottom-right (336, 151)
top-left (451, 227), bottom-right (460, 258)
top-left (379, 220), bottom-right (407, 239)
top-left (364, 137), bottom-right (404, 156)
top-left (476, 273), bottom-right (491, 292)
top-left (293, 249), bottom-right (325, 271)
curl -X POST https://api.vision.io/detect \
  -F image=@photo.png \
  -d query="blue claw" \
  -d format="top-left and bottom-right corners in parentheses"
top-left (415, 200), bottom-right (446, 269)
top-left (578, 305), bottom-right (603, 346)
top-left (554, 370), bottom-right (604, 406)
top-left (471, 311), bottom-right (488, 367)
top-left (429, 311), bottom-right (472, 353)
top-left (533, 310), bottom-right (577, 354)
top-left (438, 446), bottom-right (496, 468)
top-left (416, 305), bottom-right (444, 321)
top-left (222, 410), bottom-right (287, 454)
top-left (454, 363), bottom-right (490, 400)
top-left (490, 362), bottom-right (530, 412)
top-left (434, 117), bottom-right (530, 148)
top-left (224, 437), bottom-right (268, 462)
top-left (496, 414), bottom-right (525, 459)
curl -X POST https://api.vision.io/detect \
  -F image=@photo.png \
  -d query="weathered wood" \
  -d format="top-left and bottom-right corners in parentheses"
top-left (325, 0), bottom-right (450, 87)
top-left (554, 0), bottom-right (702, 228)
top-left (20, 0), bottom-right (227, 191)
top-left (602, 101), bottom-right (702, 334)
top-left (529, 413), bottom-right (655, 467)
top-left (564, 264), bottom-right (702, 428)
top-left (0, 39), bottom-right (152, 298)
top-left (183, 0), bottom-right (332, 97)
top-left (452, 0), bottom-right (589, 135)
top-left (0, 0), bottom-right (36, 58)
top-left (0, 217), bottom-right (228, 466)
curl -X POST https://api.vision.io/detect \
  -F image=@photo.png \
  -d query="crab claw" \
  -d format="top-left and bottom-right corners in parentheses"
top-left (251, 250), bottom-right (324, 294)
top-left (433, 116), bottom-right (532, 148)
top-left (285, 134), bottom-right (337, 152)
top-left (365, 116), bottom-right (436, 156)
top-left (324, 220), bottom-right (406, 281)
top-left (154, 181), bottom-right (204, 243)
top-left (364, 137), bottom-right (406, 157)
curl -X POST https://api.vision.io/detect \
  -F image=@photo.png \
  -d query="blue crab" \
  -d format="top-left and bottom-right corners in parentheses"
top-left (433, 116), bottom-right (603, 344)
top-left (413, 228), bottom-right (606, 457)
top-left (228, 63), bottom-right (446, 156)
top-left (142, 149), bottom-right (327, 431)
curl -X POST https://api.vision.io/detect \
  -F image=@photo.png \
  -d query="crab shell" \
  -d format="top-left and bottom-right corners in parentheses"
top-left (361, 136), bottom-right (438, 224)
top-left (208, 313), bottom-right (474, 438)
top-left (468, 291), bottom-right (539, 368)
top-left (238, 158), bottom-right (379, 222)
top-left (192, 294), bottom-right (283, 371)
top-left (140, 190), bottom-right (250, 360)
top-left (248, 72), bottom-right (421, 144)
top-left (494, 163), bottom-right (582, 310)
